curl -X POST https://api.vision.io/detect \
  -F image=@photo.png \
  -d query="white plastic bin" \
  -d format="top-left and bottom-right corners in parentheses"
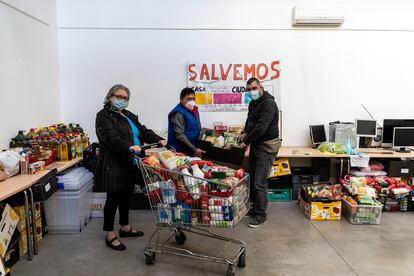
top-left (45, 180), bottom-right (94, 234)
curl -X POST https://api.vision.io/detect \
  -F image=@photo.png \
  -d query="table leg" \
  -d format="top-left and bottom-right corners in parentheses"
top-left (23, 190), bottom-right (33, 261)
top-left (340, 158), bottom-right (344, 178)
top-left (28, 188), bottom-right (38, 255)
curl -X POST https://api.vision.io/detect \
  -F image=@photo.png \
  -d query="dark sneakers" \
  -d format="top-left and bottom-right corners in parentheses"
top-left (248, 216), bottom-right (267, 228)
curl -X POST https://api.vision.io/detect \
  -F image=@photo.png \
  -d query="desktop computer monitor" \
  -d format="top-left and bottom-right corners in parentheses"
top-left (382, 119), bottom-right (414, 146)
top-left (393, 127), bottom-right (414, 152)
top-left (309, 125), bottom-right (327, 146)
top-left (356, 119), bottom-right (377, 137)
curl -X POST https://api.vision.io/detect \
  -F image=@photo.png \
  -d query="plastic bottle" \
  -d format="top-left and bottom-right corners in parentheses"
top-left (9, 138), bottom-right (17, 149)
top-left (180, 167), bottom-right (200, 200)
top-left (56, 139), bottom-right (62, 161)
top-left (81, 134), bottom-right (89, 150)
top-left (75, 133), bottom-right (83, 158)
top-left (346, 137), bottom-right (351, 155)
top-left (66, 137), bottom-right (73, 160)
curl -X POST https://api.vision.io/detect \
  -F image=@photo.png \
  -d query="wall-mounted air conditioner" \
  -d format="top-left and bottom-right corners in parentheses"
top-left (292, 6), bottom-right (345, 26)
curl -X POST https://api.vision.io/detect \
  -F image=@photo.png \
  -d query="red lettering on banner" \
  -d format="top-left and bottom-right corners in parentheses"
top-left (211, 64), bottom-right (219, 80)
top-left (220, 64), bottom-right (232, 80)
top-left (188, 64), bottom-right (197, 81)
top-left (257, 63), bottom-right (268, 80)
top-left (270, 60), bottom-right (280, 80)
top-left (200, 64), bottom-right (210, 80)
top-left (244, 64), bottom-right (256, 80)
top-left (233, 64), bottom-right (242, 80)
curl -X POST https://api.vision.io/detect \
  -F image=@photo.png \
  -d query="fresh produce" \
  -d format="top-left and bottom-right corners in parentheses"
top-left (317, 142), bottom-right (346, 154)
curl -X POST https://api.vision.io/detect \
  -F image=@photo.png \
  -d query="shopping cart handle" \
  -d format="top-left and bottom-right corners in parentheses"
top-left (130, 142), bottom-right (162, 158)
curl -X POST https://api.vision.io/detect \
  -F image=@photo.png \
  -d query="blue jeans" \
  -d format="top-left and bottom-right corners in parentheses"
top-left (249, 145), bottom-right (277, 218)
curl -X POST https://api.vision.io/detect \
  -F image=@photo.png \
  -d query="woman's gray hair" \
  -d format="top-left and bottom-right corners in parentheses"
top-left (103, 84), bottom-right (130, 105)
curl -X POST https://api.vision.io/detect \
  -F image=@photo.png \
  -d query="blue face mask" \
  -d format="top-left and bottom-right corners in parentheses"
top-left (112, 98), bottom-right (129, 111)
top-left (250, 90), bottom-right (260, 100)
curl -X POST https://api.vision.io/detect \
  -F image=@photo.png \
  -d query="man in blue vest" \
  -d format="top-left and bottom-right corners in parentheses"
top-left (168, 88), bottom-right (205, 157)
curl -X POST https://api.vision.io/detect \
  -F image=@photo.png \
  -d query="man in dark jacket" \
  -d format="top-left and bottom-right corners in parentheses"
top-left (242, 78), bottom-right (281, 228)
top-left (168, 88), bottom-right (205, 157)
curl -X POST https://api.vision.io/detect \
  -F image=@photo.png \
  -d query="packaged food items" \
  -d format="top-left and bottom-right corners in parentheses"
top-left (343, 195), bottom-right (358, 205)
top-left (213, 136), bottom-right (225, 148)
top-left (143, 153), bottom-right (162, 168)
top-left (180, 166), bottom-right (200, 200)
top-left (304, 182), bottom-right (342, 201)
top-left (157, 150), bottom-right (183, 170)
top-left (317, 142), bottom-right (346, 154)
top-left (159, 180), bottom-right (177, 204)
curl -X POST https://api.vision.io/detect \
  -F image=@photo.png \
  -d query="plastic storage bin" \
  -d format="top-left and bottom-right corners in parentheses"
top-left (291, 167), bottom-right (320, 200)
top-left (268, 189), bottom-right (292, 202)
top-left (45, 169), bottom-right (94, 234)
top-left (342, 199), bottom-right (382, 225)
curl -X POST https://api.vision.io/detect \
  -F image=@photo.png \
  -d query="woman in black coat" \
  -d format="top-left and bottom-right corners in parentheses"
top-left (95, 84), bottom-right (166, 251)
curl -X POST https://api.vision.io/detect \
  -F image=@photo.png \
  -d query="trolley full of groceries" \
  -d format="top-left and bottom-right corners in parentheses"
top-left (137, 146), bottom-right (249, 276)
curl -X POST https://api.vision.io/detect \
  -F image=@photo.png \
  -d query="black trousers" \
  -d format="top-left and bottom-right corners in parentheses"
top-left (249, 145), bottom-right (276, 219)
top-left (103, 191), bottom-right (133, 231)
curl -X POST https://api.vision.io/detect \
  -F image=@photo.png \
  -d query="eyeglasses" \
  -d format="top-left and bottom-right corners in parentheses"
top-left (112, 94), bottom-right (129, 100)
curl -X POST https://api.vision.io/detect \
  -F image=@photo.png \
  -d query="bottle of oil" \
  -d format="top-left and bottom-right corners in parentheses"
top-left (61, 138), bottom-right (69, 161)
top-left (55, 139), bottom-right (62, 161)
top-left (75, 133), bottom-right (83, 158)
top-left (81, 134), bottom-right (89, 151)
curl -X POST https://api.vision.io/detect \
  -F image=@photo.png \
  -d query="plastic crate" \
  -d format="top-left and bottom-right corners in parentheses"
top-left (291, 167), bottom-right (320, 200)
top-left (268, 175), bottom-right (292, 189)
top-left (45, 181), bottom-right (93, 234)
top-left (342, 199), bottom-right (382, 225)
top-left (268, 189), bottom-right (292, 202)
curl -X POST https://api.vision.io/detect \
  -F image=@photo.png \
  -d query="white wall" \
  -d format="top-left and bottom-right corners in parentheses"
top-left (57, 0), bottom-right (414, 146)
top-left (0, 0), bottom-right (60, 149)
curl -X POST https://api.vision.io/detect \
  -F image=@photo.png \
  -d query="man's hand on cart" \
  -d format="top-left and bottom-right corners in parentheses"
top-left (159, 140), bottom-right (168, 147)
top-left (194, 148), bottom-right (206, 158)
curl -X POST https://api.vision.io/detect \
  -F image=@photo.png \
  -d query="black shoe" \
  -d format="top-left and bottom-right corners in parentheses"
top-left (248, 216), bottom-right (267, 228)
top-left (105, 237), bottom-right (126, 251)
top-left (119, 228), bottom-right (144, 238)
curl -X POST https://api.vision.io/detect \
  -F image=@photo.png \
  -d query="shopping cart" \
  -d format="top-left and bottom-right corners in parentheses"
top-left (137, 152), bottom-right (249, 276)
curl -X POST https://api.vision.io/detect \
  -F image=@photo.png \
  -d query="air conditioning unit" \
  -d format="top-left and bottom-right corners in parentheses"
top-left (292, 6), bottom-right (345, 26)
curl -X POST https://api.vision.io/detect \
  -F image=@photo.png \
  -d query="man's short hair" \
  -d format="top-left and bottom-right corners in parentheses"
top-left (246, 77), bottom-right (260, 86)
top-left (180, 87), bottom-right (195, 100)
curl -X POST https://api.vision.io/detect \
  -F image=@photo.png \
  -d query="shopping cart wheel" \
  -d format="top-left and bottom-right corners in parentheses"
top-left (144, 249), bottom-right (156, 265)
top-left (175, 231), bottom-right (186, 245)
top-left (226, 265), bottom-right (235, 276)
top-left (237, 250), bottom-right (246, 268)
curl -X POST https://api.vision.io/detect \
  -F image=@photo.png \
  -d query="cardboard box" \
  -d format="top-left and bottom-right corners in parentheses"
top-left (269, 158), bottom-right (291, 178)
top-left (196, 128), bottom-right (246, 166)
top-left (0, 205), bottom-right (19, 258)
top-left (12, 203), bottom-right (41, 232)
top-left (299, 189), bottom-right (341, 221)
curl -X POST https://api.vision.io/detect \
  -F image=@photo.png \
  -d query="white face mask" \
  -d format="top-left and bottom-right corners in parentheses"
top-left (185, 100), bottom-right (196, 110)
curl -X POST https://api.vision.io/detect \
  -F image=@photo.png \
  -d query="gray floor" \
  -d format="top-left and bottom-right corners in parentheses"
top-left (12, 202), bottom-right (414, 276)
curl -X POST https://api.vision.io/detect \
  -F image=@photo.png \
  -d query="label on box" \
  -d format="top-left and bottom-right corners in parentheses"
top-left (401, 168), bottom-right (409, 174)
top-left (45, 183), bottom-right (51, 192)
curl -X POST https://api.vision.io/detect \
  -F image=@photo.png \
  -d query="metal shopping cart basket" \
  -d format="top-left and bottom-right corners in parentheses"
top-left (139, 158), bottom-right (249, 276)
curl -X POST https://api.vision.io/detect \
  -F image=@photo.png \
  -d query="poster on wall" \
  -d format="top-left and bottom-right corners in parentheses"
top-left (187, 61), bottom-right (281, 112)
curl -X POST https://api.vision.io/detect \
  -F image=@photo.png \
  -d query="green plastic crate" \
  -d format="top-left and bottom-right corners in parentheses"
top-left (268, 189), bottom-right (292, 202)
